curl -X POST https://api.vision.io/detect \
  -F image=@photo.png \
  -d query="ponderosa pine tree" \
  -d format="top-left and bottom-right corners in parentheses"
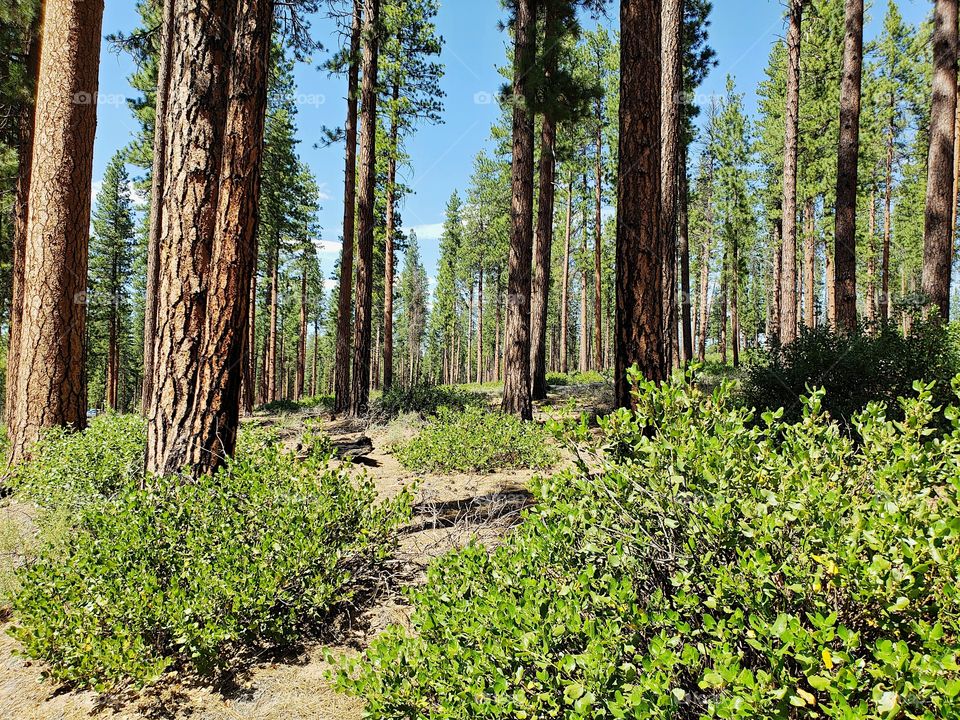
top-left (922, 0), bottom-right (959, 320)
top-left (8, 0), bottom-right (104, 464)
top-left (661, 0), bottom-right (682, 368)
top-left (833, 0), bottom-right (864, 331)
top-left (780, 0), bottom-right (803, 344)
top-left (396, 231), bottom-right (429, 385)
top-left (333, 0), bottom-right (361, 412)
top-left (349, 0), bottom-right (380, 416)
top-left (501, 0), bottom-right (537, 419)
top-left (145, 0), bottom-right (273, 477)
top-left (615, 0), bottom-right (663, 407)
top-left (88, 151), bottom-right (137, 412)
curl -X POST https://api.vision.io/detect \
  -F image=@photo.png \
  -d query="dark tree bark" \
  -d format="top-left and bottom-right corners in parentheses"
top-left (501, 0), bottom-right (537, 419)
top-left (382, 81), bottom-right (400, 390)
top-left (615, 0), bottom-right (664, 408)
top-left (881, 100), bottom-right (894, 321)
top-left (145, 0), bottom-right (273, 477)
top-left (350, 0), bottom-right (380, 416)
top-left (141, 0), bottom-right (173, 413)
top-left (8, 0), bottom-right (103, 464)
top-left (530, 1), bottom-right (559, 401)
top-left (780, 0), bottom-right (803, 344)
top-left (922, 0), bottom-right (959, 319)
top-left (803, 198), bottom-right (816, 328)
top-left (769, 214), bottom-right (783, 342)
top-left (334, 1), bottom-right (361, 412)
top-left (661, 0), bottom-right (682, 369)
top-left (834, 0), bottom-right (864, 330)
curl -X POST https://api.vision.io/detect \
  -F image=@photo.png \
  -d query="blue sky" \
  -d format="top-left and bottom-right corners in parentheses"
top-left (91, 0), bottom-right (931, 285)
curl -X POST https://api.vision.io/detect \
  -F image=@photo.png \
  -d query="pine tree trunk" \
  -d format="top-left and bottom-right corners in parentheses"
top-left (467, 280), bottom-right (474, 383)
top-left (501, 0), bottom-right (536, 420)
top-left (922, 0), bottom-right (959, 319)
top-left (679, 147), bottom-right (694, 364)
top-left (141, 0), bottom-right (173, 414)
top-left (719, 257), bottom-right (728, 364)
top-left (8, 0), bottom-right (103, 463)
top-left (350, 0), bottom-right (380, 416)
top-left (267, 243), bottom-right (279, 402)
top-left (243, 269), bottom-right (257, 414)
top-left (593, 125), bottom-right (604, 372)
top-left (661, 0), bottom-right (682, 370)
top-left (312, 311), bottom-right (319, 396)
top-left (145, 0), bottom-right (273, 477)
top-left (780, 0), bottom-right (803, 344)
top-left (770, 215), bottom-right (783, 342)
top-left (334, 1), bottom-right (361, 412)
top-left (697, 156), bottom-right (714, 362)
top-left (834, 0), bottom-right (864, 330)
top-left (296, 267), bottom-right (307, 399)
top-left (5, 15), bottom-right (40, 429)
top-left (881, 105), bottom-right (894, 321)
top-left (826, 244), bottom-right (836, 326)
top-left (382, 82), bottom-right (399, 391)
top-left (530, 2), bottom-right (558, 400)
top-left (559, 177), bottom-right (572, 374)
top-left (865, 189), bottom-right (877, 323)
top-left (579, 268), bottom-right (589, 372)
top-left (731, 234), bottom-right (740, 368)
top-left (803, 198), bottom-right (816, 328)
top-left (616, 0), bottom-right (664, 408)
top-left (476, 266), bottom-right (484, 384)
top-left (107, 262), bottom-right (119, 411)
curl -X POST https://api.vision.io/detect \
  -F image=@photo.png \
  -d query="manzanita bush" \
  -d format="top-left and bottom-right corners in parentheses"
top-left (343, 369), bottom-right (960, 719)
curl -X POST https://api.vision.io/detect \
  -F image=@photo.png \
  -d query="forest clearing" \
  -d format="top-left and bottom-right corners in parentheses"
top-left (1, 0), bottom-right (960, 717)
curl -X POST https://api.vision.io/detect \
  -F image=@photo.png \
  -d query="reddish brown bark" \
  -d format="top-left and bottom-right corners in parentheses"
top-left (501, 0), bottom-right (537, 419)
top-left (803, 198), bottom-right (816, 328)
top-left (350, 0), bottom-right (380, 416)
top-left (8, 0), bottom-right (104, 463)
top-left (661, 0), bottom-right (682, 370)
top-left (382, 80), bottom-right (400, 391)
top-left (922, 0), bottom-right (959, 319)
top-left (679, 148), bottom-right (693, 364)
top-left (780, 0), bottom-right (803, 343)
top-left (615, 0), bottom-right (664, 408)
top-left (559, 177), bottom-right (573, 374)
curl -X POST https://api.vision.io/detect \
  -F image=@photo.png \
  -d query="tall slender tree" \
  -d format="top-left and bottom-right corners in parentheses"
top-left (833, 0), bottom-right (864, 330)
top-left (780, 0), bottom-right (803, 344)
top-left (661, 0), bottom-right (682, 368)
top-left (8, 0), bottom-right (104, 463)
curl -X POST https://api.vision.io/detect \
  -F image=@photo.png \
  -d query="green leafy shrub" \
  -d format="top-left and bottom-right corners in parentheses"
top-left (12, 428), bottom-right (411, 690)
top-left (371, 384), bottom-right (484, 422)
top-left (342, 370), bottom-right (960, 718)
top-left (11, 414), bottom-right (146, 508)
top-left (743, 320), bottom-right (960, 428)
top-left (394, 406), bottom-right (557, 473)
top-left (546, 370), bottom-right (610, 387)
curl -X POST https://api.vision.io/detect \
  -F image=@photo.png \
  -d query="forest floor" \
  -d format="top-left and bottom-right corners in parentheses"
top-left (0, 382), bottom-right (612, 720)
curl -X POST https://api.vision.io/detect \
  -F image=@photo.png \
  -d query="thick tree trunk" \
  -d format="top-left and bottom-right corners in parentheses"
top-left (8, 0), bottom-right (103, 463)
top-left (780, 0), bottom-right (803, 344)
top-left (616, 0), bottom-right (664, 408)
top-left (350, 0), bottom-right (380, 415)
top-left (803, 198), bottom-right (816, 328)
top-left (501, 0), bottom-right (536, 419)
top-left (834, 0), bottom-right (864, 330)
top-left (334, 1), bottom-right (361, 412)
top-left (661, 0), bottom-right (682, 370)
top-left (559, 177), bottom-right (573, 374)
top-left (145, 0), bottom-right (273, 477)
top-left (530, 2), bottom-right (559, 401)
top-left (141, 0), bottom-right (174, 414)
top-left (382, 82), bottom-right (399, 391)
top-left (922, 0), bottom-right (959, 319)
top-left (5, 15), bottom-right (40, 429)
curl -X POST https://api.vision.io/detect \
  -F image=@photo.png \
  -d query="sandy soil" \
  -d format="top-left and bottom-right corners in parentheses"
top-left (0, 390), bottom-right (588, 720)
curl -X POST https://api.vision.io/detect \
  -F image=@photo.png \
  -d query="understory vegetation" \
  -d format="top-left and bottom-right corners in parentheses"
top-left (371, 384), bottom-right (485, 422)
top-left (744, 320), bottom-right (960, 428)
top-left (342, 370), bottom-right (960, 718)
top-left (395, 405), bottom-right (558, 473)
top-left (9, 417), bottom-right (412, 690)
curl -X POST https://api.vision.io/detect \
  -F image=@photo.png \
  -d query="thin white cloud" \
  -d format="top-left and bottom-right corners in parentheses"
top-left (315, 239), bottom-right (342, 254)
top-left (407, 222), bottom-right (444, 242)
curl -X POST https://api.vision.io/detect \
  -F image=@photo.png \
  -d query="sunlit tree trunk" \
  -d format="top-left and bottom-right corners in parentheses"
top-left (679, 147), bottom-right (693, 364)
top-left (8, 0), bottom-right (104, 463)
top-left (615, 0), bottom-right (664, 407)
top-left (803, 198), bottom-right (816, 328)
top-left (661, 0), bottom-right (682, 370)
top-left (780, 0), bottom-right (803, 344)
top-left (559, 177), bottom-right (573, 374)
top-left (501, 0), bottom-right (537, 419)
top-left (382, 80), bottom-right (399, 390)
top-left (881, 102), bottom-right (894, 321)
top-left (922, 0), bottom-right (959, 319)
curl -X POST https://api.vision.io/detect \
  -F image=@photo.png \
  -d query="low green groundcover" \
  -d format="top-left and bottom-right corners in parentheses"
top-left (342, 370), bottom-right (960, 719)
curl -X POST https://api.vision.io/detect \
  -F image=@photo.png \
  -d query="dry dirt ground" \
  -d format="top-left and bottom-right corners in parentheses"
top-left (0, 384), bottom-right (611, 720)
